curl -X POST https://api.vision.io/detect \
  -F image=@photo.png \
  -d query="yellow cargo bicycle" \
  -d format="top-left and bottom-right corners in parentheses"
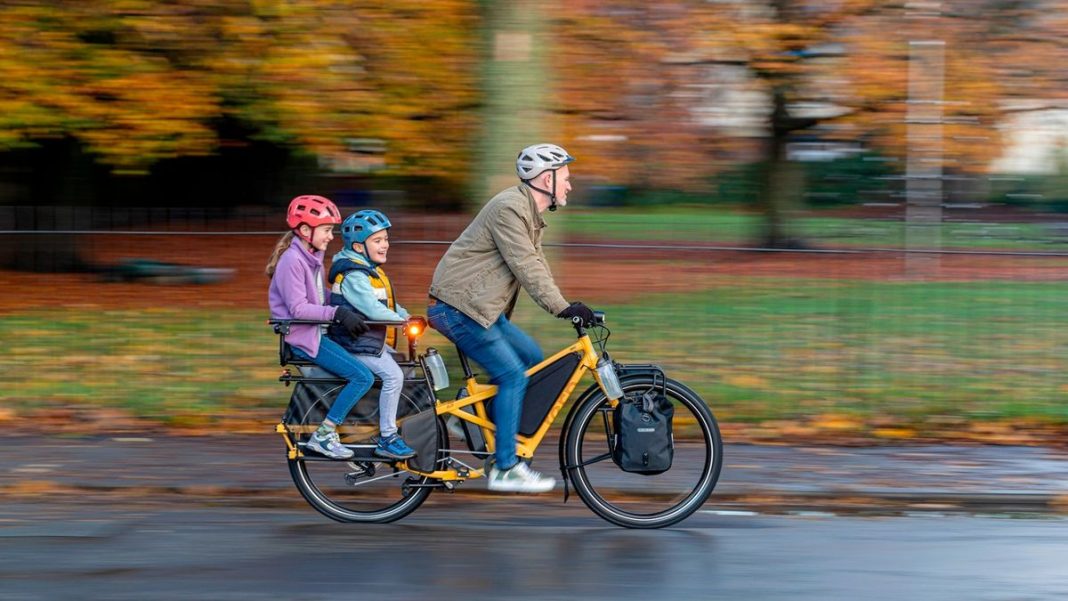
top-left (271, 312), bottom-right (722, 528)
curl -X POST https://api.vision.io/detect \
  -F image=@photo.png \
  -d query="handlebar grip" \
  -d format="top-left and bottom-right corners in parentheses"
top-left (569, 312), bottom-right (606, 328)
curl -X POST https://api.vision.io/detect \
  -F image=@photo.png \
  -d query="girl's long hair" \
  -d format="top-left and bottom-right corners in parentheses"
top-left (265, 231), bottom-right (295, 278)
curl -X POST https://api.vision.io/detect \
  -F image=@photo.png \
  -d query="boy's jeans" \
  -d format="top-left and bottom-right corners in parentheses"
top-left (354, 345), bottom-right (405, 437)
top-left (427, 301), bottom-right (542, 470)
top-left (291, 337), bottom-right (375, 425)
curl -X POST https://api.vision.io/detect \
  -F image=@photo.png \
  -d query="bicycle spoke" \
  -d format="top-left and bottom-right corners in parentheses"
top-left (339, 464), bottom-right (415, 487)
top-left (284, 381), bottom-right (441, 523)
top-left (565, 377), bottom-right (723, 529)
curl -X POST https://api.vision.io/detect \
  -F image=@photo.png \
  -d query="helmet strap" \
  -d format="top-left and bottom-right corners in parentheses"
top-left (354, 242), bottom-right (375, 265)
top-left (548, 170), bottom-right (558, 211)
top-left (523, 170), bottom-right (558, 212)
top-left (295, 225), bottom-right (314, 246)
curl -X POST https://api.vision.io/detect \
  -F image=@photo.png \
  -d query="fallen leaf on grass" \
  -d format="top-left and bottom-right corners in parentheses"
top-left (873, 427), bottom-right (918, 439)
top-left (722, 374), bottom-right (770, 389)
top-left (812, 414), bottom-right (865, 431)
top-left (1051, 494), bottom-right (1068, 512)
top-left (3, 480), bottom-right (67, 496)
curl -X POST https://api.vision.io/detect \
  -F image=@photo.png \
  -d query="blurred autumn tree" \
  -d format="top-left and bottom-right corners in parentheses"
top-left (553, 0), bottom-right (1068, 247)
top-left (0, 0), bottom-right (480, 184)
top-left (0, 0), bottom-right (480, 270)
top-left (3, 0), bottom-right (1067, 252)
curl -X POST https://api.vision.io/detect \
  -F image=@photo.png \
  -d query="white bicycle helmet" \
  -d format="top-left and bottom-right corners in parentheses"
top-left (516, 143), bottom-right (574, 181)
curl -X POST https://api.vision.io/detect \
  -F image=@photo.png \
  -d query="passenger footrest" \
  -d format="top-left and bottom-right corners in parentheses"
top-left (298, 441), bottom-right (381, 462)
top-left (348, 444), bottom-right (383, 462)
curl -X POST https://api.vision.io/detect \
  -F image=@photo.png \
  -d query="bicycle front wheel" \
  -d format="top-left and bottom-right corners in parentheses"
top-left (285, 381), bottom-right (442, 524)
top-left (563, 377), bottom-right (723, 528)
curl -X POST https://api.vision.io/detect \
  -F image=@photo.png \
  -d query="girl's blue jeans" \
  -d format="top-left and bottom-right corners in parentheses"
top-left (427, 301), bottom-right (543, 470)
top-left (291, 337), bottom-right (375, 425)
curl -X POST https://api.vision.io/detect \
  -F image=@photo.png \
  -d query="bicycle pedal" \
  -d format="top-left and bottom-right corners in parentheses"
top-left (344, 462), bottom-right (376, 484)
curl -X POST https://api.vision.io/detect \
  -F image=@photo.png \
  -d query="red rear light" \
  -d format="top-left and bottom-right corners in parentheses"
top-left (406, 316), bottom-right (428, 338)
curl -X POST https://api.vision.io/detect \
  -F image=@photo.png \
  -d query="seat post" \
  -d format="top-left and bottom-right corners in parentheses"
top-left (457, 349), bottom-right (474, 380)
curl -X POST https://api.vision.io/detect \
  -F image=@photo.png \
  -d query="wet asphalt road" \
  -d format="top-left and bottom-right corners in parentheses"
top-left (3, 495), bottom-right (1067, 601)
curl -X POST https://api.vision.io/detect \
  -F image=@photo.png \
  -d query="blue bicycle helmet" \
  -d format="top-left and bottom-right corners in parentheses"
top-left (341, 210), bottom-right (392, 248)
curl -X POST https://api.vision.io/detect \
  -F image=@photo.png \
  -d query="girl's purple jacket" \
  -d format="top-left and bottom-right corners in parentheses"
top-left (268, 238), bottom-right (337, 357)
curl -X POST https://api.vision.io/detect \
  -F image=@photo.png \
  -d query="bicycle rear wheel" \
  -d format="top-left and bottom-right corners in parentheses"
top-left (284, 380), bottom-right (442, 523)
top-left (563, 377), bottom-right (722, 528)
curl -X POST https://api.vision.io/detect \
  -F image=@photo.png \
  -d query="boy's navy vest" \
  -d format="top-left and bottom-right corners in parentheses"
top-left (327, 258), bottom-right (399, 355)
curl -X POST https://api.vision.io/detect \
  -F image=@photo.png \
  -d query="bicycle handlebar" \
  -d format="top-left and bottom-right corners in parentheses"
top-left (270, 317), bottom-right (429, 364)
top-left (571, 310), bottom-right (607, 336)
top-left (271, 311), bottom-right (602, 338)
top-left (268, 318), bottom-right (408, 326)
top-left (269, 318), bottom-right (418, 336)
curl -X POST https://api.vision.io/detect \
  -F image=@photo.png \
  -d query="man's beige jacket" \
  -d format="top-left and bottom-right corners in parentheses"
top-left (429, 185), bottom-right (569, 328)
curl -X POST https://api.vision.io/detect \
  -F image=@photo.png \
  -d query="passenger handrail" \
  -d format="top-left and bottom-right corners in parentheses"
top-left (269, 318), bottom-right (425, 364)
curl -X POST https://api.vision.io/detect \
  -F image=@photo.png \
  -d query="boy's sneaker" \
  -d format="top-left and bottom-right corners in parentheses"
top-left (487, 461), bottom-right (556, 493)
top-left (374, 434), bottom-right (417, 460)
top-left (305, 430), bottom-right (354, 460)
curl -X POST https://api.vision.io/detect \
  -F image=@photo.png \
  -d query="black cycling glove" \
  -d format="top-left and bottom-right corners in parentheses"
top-left (557, 301), bottom-right (596, 325)
top-left (333, 306), bottom-right (369, 336)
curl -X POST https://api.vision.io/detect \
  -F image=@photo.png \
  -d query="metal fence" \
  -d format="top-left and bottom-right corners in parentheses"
top-left (4, 205), bottom-right (1068, 425)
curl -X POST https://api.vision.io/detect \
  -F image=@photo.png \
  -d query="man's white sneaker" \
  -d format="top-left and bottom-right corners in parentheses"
top-left (487, 461), bottom-right (556, 493)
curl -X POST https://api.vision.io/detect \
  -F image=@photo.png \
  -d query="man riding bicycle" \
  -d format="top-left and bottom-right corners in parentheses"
top-left (427, 143), bottom-right (597, 493)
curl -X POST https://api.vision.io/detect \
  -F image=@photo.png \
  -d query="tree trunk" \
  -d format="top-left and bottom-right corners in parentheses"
top-left (477, 0), bottom-right (547, 205)
top-left (756, 89), bottom-right (809, 249)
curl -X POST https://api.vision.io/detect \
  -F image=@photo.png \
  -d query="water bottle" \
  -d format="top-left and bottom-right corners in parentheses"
top-left (423, 348), bottom-right (450, 391)
top-left (596, 356), bottom-right (624, 400)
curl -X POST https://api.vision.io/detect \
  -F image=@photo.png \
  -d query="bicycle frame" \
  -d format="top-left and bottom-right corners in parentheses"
top-left (417, 331), bottom-right (618, 481)
top-left (272, 318), bottom-right (620, 483)
top-left (271, 313), bottom-right (722, 528)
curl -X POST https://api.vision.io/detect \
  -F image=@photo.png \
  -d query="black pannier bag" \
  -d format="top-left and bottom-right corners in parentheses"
top-left (283, 368), bottom-right (440, 472)
top-left (612, 383), bottom-right (674, 475)
top-left (397, 395), bottom-right (440, 473)
top-left (282, 375), bottom-right (335, 427)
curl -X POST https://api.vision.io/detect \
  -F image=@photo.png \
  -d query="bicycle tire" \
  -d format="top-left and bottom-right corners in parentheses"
top-left (285, 380), bottom-right (443, 524)
top-left (563, 376), bottom-right (722, 529)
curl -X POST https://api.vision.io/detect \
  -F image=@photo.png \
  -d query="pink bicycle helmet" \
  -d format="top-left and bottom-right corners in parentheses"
top-left (286, 195), bottom-right (341, 230)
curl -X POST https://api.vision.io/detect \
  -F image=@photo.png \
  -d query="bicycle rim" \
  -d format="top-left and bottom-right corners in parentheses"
top-left (289, 456), bottom-right (433, 524)
top-left (285, 384), bottom-right (439, 524)
top-left (565, 379), bottom-right (723, 529)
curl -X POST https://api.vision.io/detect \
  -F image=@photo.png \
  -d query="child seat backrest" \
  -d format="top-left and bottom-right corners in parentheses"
top-left (280, 341), bottom-right (315, 367)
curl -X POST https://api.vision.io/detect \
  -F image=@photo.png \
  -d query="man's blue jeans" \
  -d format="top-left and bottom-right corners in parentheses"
top-left (291, 337), bottom-right (375, 425)
top-left (427, 301), bottom-right (543, 470)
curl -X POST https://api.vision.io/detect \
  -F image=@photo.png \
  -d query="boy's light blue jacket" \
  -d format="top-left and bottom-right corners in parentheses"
top-left (331, 248), bottom-right (408, 321)
top-left (326, 248), bottom-right (408, 355)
